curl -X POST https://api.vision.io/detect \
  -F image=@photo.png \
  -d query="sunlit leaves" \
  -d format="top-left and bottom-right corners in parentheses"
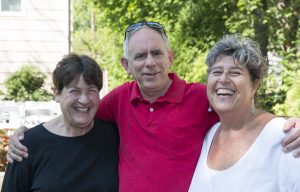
top-left (3, 65), bottom-right (52, 101)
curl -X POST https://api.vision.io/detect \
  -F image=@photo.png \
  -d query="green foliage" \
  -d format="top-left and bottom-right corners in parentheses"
top-left (0, 129), bottom-right (8, 171)
top-left (91, 0), bottom-right (183, 32)
top-left (283, 72), bottom-right (300, 116)
top-left (72, 0), bottom-right (300, 115)
top-left (257, 79), bottom-right (286, 114)
top-left (173, 0), bottom-right (235, 51)
top-left (171, 41), bottom-right (208, 83)
top-left (72, 0), bottom-right (129, 89)
top-left (272, 56), bottom-right (300, 116)
top-left (3, 65), bottom-right (52, 101)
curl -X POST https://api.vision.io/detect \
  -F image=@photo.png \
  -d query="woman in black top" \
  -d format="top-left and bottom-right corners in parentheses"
top-left (2, 54), bottom-right (119, 192)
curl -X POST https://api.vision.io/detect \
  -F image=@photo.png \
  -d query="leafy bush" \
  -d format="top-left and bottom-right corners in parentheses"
top-left (3, 65), bottom-right (53, 101)
top-left (275, 70), bottom-right (300, 116)
top-left (0, 129), bottom-right (9, 171)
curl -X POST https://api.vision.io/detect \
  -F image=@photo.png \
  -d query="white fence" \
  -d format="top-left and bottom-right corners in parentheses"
top-left (0, 101), bottom-right (61, 136)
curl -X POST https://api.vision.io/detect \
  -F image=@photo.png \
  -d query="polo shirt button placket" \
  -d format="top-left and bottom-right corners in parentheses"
top-left (149, 107), bottom-right (154, 112)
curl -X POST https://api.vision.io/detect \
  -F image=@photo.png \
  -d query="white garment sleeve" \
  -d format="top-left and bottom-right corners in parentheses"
top-left (278, 147), bottom-right (300, 191)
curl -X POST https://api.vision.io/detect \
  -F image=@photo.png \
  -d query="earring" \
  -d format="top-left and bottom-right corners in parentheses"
top-left (251, 99), bottom-right (255, 114)
top-left (208, 106), bottom-right (212, 112)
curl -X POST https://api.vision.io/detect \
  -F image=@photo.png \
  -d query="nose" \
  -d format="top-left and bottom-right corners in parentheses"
top-left (144, 55), bottom-right (156, 67)
top-left (78, 93), bottom-right (89, 104)
top-left (218, 73), bottom-right (230, 83)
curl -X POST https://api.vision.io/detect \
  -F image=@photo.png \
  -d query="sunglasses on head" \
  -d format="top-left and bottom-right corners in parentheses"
top-left (124, 21), bottom-right (167, 40)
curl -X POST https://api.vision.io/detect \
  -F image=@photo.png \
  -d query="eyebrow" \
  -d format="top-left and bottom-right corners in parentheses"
top-left (230, 66), bottom-right (244, 71)
top-left (151, 49), bottom-right (163, 53)
top-left (211, 65), bottom-right (244, 71)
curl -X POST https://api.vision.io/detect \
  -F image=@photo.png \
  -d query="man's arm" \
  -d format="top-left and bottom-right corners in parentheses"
top-left (96, 90), bottom-right (117, 122)
top-left (7, 118), bottom-right (300, 161)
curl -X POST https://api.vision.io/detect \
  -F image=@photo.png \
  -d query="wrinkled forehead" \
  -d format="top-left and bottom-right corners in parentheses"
top-left (129, 27), bottom-right (164, 42)
top-left (128, 28), bottom-right (167, 51)
top-left (127, 25), bottom-right (165, 41)
top-left (214, 55), bottom-right (241, 66)
top-left (209, 55), bottom-right (246, 72)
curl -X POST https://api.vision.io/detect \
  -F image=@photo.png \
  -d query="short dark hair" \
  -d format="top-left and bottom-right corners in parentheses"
top-left (53, 54), bottom-right (103, 93)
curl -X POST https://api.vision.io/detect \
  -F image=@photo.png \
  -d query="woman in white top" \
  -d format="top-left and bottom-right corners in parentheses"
top-left (189, 34), bottom-right (300, 192)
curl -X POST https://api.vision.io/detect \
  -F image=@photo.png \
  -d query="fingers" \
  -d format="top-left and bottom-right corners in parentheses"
top-left (282, 128), bottom-right (300, 147)
top-left (6, 133), bottom-right (28, 162)
top-left (282, 137), bottom-right (300, 158)
top-left (293, 151), bottom-right (300, 158)
top-left (7, 149), bottom-right (23, 162)
top-left (6, 153), bottom-right (14, 164)
top-left (283, 117), bottom-right (297, 132)
top-left (282, 118), bottom-right (300, 148)
top-left (14, 126), bottom-right (28, 140)
top-left (8, 143), bottom-right (28, 158)
top-left (282, 127), bottom-right (300, 158)
top-left (9, 134), bottom-right (28, 153)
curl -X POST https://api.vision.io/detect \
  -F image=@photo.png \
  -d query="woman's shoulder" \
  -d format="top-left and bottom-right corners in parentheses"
top-left (94, 118), bottom-right (117, 128)
top-left (22, 124), bottom-right (51, 144)
top-left (23, 124), bottom-right (46, 138)
top-left (263, 117), bottom-right (286, 136)
top-left (90, 118), bottom-right (119, 145)
top-left (93, 118), bottom-right (118, 135)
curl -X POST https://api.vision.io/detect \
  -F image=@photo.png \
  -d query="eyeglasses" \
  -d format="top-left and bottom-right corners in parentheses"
top-left (124, 21), bottom-right (167, 40)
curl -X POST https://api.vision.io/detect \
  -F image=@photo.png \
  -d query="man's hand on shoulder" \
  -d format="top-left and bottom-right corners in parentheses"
top-left (7, 126), bottom-right (29, 163)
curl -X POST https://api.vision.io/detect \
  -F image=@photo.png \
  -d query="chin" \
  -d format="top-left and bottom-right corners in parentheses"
top-left (143, 82), bottom-right (159, 89)
top-left (212, 105), bottom-right (231, 112)
top-left (74, 118), bottom-right (93, 127)
top-left (77, 123), bottom-right (93, 129)
top-left (217, 107), bottom-right (234, 114)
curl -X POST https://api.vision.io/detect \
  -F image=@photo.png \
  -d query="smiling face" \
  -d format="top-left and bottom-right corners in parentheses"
top-left (207, 55), bottom-right (259, 115)
top-left (55, 75), bottom-right (100, 130)
top-left (121, 27), bottom-right (174, 96)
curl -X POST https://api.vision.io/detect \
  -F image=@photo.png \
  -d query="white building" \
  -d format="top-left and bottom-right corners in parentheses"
top-left (0, 0), bottom-right (70, 90)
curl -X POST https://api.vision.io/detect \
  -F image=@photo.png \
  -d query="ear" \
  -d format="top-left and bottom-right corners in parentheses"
top-left (121, 57), bottom-right (131, 75)
top-left (251, 79), bottom-right (260, 96)
top-left (53, 88), bottom-right (60, 103)
top-left (168, 50), bottom-right (174, 67)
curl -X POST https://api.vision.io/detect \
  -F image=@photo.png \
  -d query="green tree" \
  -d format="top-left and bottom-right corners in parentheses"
top-left (283, 72), bottom-right (300, 116)
top-left (3, 65), bottom-right (52, 101)
top-left (72, 0), bottom-right (128, 89)
top-left (72, 0), bottom-right (300, 116)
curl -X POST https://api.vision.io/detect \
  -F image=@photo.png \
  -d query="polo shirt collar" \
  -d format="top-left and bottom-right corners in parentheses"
top-left (130, 73), bottom-right (186, 103)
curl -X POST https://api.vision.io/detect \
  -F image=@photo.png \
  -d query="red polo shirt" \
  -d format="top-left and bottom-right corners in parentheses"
top-left (96, 73), bottom-right (219, 192)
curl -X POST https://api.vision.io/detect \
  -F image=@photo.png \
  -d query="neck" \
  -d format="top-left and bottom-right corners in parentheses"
top-left (44, 115), bottom-right (94, 137)
top-left (218, 108), bottom-right (262, 131)
top-left (140, 79), bottom-right (173, 103)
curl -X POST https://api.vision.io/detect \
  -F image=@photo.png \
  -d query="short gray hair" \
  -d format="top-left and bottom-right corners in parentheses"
top-left (206, 34), bottom-right (268, 82)
top-left (123, 26), bottom-right (170, 58)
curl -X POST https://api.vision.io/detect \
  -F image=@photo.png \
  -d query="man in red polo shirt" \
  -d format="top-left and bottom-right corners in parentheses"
top-left (94, 23), bottom-right (218, 191)
top-left (8, 22), bottom-right (300, 192)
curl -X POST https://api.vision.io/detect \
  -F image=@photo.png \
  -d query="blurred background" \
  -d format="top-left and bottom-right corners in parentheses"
top-left (0, 0), bottom-right (299, 183)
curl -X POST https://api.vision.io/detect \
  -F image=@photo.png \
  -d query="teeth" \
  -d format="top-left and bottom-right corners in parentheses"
top-left (76, 107), bottom-right (89, 112)
top-left (216, 88), bottom-right (235, 95)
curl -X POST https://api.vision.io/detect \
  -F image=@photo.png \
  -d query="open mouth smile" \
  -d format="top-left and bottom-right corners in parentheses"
top-left (216, 88), bottom-right (235, 96)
